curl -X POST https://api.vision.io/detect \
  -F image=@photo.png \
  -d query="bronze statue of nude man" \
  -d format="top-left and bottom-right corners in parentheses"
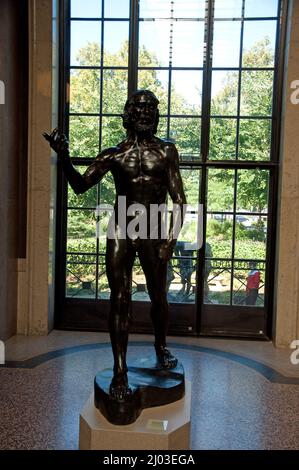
top-left (44, 90), bottom-right (187, 401)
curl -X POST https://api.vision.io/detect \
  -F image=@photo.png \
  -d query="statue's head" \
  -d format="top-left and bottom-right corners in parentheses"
top-left (123, 90), bottom-right (160, 135)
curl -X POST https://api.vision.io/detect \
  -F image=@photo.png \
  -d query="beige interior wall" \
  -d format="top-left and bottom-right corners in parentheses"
top-left (17, 0), bottom-right (54, 335)
top-left (274, 0), bottom-right (299, 347)
top-left (0, 0), bottom-right (28, 341)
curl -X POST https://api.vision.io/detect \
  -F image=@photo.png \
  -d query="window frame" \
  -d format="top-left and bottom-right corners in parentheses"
top-left (55, 0), bottom-right (288, 339)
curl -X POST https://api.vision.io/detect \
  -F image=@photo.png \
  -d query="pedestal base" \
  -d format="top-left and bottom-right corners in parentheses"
top-left (79, 380), bottom-right (191, 450)
top-left (94, 360), bottom-right (185, 425)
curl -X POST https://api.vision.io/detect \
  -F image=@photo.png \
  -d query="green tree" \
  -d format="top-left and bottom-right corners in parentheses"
top-left (209, 37), bottom-right (273, 213)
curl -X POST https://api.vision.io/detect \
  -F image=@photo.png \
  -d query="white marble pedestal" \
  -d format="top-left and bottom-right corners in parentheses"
top-left (79, 380), bottom-right (191, 450)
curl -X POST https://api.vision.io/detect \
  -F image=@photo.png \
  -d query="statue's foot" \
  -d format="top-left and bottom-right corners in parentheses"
top-left (109, 373), bottom-right (132, 401)
top-left (156, 346), bottom-right (178, 369)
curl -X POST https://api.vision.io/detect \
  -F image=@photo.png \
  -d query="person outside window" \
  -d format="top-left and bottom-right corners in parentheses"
top-left (246, 262), bottom-right (260, 306)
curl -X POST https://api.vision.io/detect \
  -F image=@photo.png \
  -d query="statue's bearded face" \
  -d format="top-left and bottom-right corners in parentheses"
top-left (129, 94), bottom-right (158, 133)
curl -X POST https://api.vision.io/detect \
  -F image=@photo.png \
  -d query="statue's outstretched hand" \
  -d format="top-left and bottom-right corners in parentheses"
top-left (43, 128), bottom-right (69, 157)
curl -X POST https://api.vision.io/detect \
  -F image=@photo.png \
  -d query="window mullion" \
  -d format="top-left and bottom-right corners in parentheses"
top-left (200, 0), bottom-right (214, 163)
top-left (195, 0), bottom-right (214, 334)
top-left (128, 0), bottom-right (139, 96)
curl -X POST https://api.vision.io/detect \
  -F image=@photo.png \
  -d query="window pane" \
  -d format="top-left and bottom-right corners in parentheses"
top-left (70, 69), bottom-right (101, 114)
top-left (235, 215), bottom-right (267, 259)
top-left (139, 21), bottom-right (171, 67)
top-left (97, 208), bottom-right (114, 254)
top-left (233, 261), bottom-right (265, 306)
top-left (211, 71), bottom-right (238, 116)
top-left (169, 118), bottom-right (201, 157)
top-left (240, 71), bottom-right (274, 116)
top-left (238, 119), bottom-right (271, 161)
top-left (132, 263), bottom-right (150, 302)
top-left (206, 214), bottom-right (233, 258)
top-left (139, 0), bottom-right (172, 19)
top-left (245, 0), bottom-right (279, 18)
top-left (138, 69), bottom-right (169, 116)
top-left (67, 209), bottom-right (97, 253)
top-left (204, 259), bottom-right (232, 305)
top-left (98, 254), bottom-right (110, 299)
top-left (207, 169), bottom-right (235, 212)
top-left (68, 167), bottom-right (98, 208)
top-left (212, 21), bottom-right (241, 67)
top-left (139, 0), bottom-right (205, 19)
top-left (179, 210), bottom-right (201, 253)
top-left (171, 71), bottom-right (202, 115)
top-left (71, 21), bottom-right (101, 66)
top-left (66, 255), bottom-right (97, 299)
top-left (243, 21), bottom-right (277, 67)
top-left (104, 21), bottom-right (129, 66)
top-left (209, 118), bottom-right (237, 160)
top-left (69, 116), bottom-right (100, 157)
top-left (71, 0), bottom-right (101, 18)
top-left (172, 21), bottom-right (204, 67)
top-left (105, 0), bottom-right (129, 18)
top-left (214, 0), bottom-right (243, 18)
top-left (101, 116), bottom-right (125, 149)
top-left (181, 169), bottom-right (201, 205)
top-left (141, 20), bottom-right (204, 67)
top-left (173, 1), bottom-right (205, 18)
top-left (157, 117), bottom-right (168, 140)
top-left (168, 246), bottom-right (197, 304)
top-left (236, 170), bottom-right (269, 213)
top-left (102, 69), bottom-right (128, 114)
top-left (99, 173), bottom-right (116, 206)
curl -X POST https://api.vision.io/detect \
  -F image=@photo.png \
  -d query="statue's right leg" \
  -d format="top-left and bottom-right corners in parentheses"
top-left (106, 236), bottom-right (136, 400)
top-left (138, 240), bottom-right (178, 369)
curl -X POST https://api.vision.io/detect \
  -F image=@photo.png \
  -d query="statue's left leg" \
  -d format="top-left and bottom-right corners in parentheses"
top-left (138, 240), bottom-right (178, 369)
top-left (106, 236), bottom-right (136, 399)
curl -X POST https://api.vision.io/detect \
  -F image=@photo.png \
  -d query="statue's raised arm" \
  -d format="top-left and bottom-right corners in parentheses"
top-left (43, 128), bottom-right (113, 194)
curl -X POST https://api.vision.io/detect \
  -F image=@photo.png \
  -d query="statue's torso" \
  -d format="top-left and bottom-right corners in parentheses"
top-left (112, 139), bottom-right (170, 206)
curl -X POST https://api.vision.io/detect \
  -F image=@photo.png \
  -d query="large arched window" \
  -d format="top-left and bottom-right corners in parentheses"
top-left (56, 0), bottom-right (287, 338)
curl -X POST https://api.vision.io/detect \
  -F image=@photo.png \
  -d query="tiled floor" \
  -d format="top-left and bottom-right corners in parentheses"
top-left (1, 331), bottom-right (299, 450)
